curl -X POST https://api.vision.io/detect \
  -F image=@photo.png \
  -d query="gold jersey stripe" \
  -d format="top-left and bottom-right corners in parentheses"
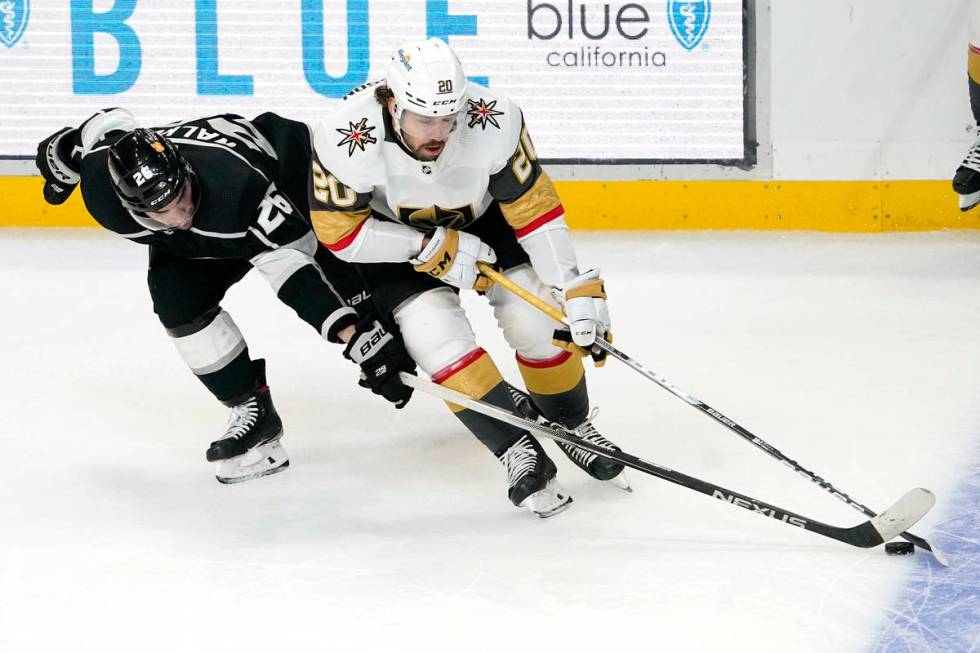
top-left (971, 46), bottom-right (980, 84)
top-left (311, 207), bottom-right (371, 246)
top-left (441, 351), bottom-right (505, 413)
top-left (517, 354), bottom-right (585, 396)
top-left (500, 171), bottom-right (562, 231)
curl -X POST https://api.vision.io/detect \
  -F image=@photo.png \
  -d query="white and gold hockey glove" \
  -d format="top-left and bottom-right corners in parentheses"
top-left (552, 268), bottom-right (612, 367)
top-left (411, 226), bottom-right (497, 292)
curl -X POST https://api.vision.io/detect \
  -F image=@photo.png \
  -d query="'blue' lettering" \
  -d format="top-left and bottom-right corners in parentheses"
top-left (196, 0), bottom-right (253, 95)
top-left (71, 0), bottom-right (142, 94)
top-left (301, 0), bottom-right (369, 98)
top-left (426, 1), bottom-right (487, 86)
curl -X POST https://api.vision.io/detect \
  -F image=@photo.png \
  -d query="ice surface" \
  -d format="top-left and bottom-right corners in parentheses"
top-left (0, 229), bottom-right (977, 653)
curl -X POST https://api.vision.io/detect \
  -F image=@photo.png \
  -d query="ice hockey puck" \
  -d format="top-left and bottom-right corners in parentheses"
top-left (885, 541), bottom-right (915, 556)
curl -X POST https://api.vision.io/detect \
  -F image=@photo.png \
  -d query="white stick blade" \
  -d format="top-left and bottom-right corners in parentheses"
top-left (870, 488), bottom-right (936, 543)
top-left (928, 543), bottom-right (950, 567)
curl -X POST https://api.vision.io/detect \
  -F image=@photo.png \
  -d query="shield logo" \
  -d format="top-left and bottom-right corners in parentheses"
top-left (399, 204), bottom-right (476, 231)
top-left (0, 0), bottom-right (29, 48)
top-left (667, 0), bottom-right (710, 51)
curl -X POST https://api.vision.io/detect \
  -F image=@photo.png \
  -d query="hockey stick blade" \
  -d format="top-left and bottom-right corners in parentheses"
top-left (400, 373), bottom-right (936, 550)
top-left (868, 488), bottom-right (935, 543)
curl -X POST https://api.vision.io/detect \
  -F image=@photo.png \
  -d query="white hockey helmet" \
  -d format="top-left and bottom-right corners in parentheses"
top-left (385, 37), bottom-right (468, 118)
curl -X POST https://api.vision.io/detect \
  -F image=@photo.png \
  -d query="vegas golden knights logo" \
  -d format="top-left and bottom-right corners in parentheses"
top-left (398, 204), bottom-right (477, 231)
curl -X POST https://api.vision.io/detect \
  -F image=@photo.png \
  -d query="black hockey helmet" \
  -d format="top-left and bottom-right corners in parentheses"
top-left (107, 129), bottom-right (196, 213)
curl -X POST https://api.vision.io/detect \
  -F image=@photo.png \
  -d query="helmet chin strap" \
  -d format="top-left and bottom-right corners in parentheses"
top-left (391, 102), bottom-right (412, 152)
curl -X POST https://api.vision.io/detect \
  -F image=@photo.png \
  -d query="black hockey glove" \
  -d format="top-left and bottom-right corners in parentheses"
top-left (35, 127), bottom-right (81, 205)
top-left (343, 318), bottom-right (416, 408)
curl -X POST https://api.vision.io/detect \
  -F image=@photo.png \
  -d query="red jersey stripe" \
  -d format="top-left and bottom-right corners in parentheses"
top-left (516, 349), bottom-right (573, 369)
top-left (514, 205), bottom-right (565, 238)
top-left (432, 348), bottom-right (487, 384)
top-left (322, 218), bottom-right (367, 252)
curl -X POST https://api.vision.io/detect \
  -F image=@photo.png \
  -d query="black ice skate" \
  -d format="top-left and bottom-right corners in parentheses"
top-left (507, 385), bottom-right (629, 490)
top-left (953, 130), bottom-right (980, 211)
top-left (557, 413), bottom-right (630, 490)
top-left (206, 359), bottom-right (288, 484)
top-left (497, 434), bottom-right (572, 518)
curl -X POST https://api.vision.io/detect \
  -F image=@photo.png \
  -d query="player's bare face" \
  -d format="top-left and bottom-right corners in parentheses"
top-left (147, 181), bottom-right (194, 230)
top-left (395, 106), bottom-right (456, 161)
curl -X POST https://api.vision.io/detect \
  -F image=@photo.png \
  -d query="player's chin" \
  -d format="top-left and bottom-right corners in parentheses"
top-left (417, 142), bottom-right (445, 160)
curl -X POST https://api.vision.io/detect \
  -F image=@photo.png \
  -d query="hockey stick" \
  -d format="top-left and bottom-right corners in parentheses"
top-left (476, 262), bottom-right (948, 565)
top-left (400, 373), bottom-right (935, 551)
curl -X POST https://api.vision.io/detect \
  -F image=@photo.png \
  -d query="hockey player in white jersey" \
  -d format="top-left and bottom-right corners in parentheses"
top-left (308, 38), bottom-right (625, 517)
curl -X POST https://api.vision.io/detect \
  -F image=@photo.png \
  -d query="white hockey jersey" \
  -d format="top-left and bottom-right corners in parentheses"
top-left (307, 81), bottom-right (575, 285)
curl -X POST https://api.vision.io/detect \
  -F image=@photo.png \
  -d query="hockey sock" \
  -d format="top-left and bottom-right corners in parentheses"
top-left (516, 350), bottom-right (589, 428)
top-left (167, 308), bottom-right (255, 404)
top-left (433, 348), bottom-right (528, 455)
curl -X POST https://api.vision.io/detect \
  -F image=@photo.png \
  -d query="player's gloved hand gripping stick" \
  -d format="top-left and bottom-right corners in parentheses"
top-left (475, 262), bottom-right (947, 565)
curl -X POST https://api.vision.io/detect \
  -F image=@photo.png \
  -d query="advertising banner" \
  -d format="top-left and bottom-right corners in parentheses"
top-left (1, 1), bottom-right (745, 162)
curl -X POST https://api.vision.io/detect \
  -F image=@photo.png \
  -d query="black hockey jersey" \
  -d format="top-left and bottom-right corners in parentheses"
top-left (54, 108), bottom-right (358, 342)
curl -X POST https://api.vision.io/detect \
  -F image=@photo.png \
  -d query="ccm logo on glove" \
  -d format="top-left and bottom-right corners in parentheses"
top-left (427, 251), bottom-right (454, 278)
top-left (411, 226), bottom-right (497, 291)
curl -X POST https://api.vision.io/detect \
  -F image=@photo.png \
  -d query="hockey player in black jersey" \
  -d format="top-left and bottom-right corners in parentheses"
top-left (35, 108), bottom-right (416, 484)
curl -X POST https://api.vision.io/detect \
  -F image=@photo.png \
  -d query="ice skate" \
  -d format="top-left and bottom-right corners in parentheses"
top-left (497, 434), bottom-right (572, 518)
top-left (557, 410), bottom-right (630, 489)
top-left (508, 385), bottom-right (630, 490)
top-left (953, 130), bottom-right (980, 211)
top-left (206, 360), bottom-right (288, 484)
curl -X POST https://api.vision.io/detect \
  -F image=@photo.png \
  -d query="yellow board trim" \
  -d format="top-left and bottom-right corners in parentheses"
top-left (3, 177), bottom-right (978, 231)
top-left (554, 180), bottom-right (979, 232)
top-left (3, 177), bottom-right (98, 228)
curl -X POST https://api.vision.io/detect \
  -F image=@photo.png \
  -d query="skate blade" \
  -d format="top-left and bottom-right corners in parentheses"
top-left (959, 190), bottom-right (980, 211)
top-left (215, 441), bottom-right (289, 484)
top-left (521, 478), bottom-right (573, 518)
top-left (606, 470), bottom-right (632, 493)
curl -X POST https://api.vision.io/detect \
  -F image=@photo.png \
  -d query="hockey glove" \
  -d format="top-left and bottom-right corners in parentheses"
top-left (343, 318), bottom-right (416, 408)
top-left (35, 127), bottom-right (82, 205)
top-left (552, 268), bottom-right (612, 367)
top-left (411, 226), bottom-right (497, 292)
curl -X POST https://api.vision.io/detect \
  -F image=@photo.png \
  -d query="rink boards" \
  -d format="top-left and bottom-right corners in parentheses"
top-left (2, 176), bottom-right (976, 231)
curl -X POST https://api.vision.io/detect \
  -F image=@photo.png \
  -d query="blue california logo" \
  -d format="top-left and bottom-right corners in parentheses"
top-left (668, 0), bottom-right (710, 51)
top-left (0, 0), bottom-right (29, 48)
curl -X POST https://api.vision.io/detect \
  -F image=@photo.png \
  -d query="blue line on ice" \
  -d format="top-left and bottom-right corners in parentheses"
top-left (872, 444), bottom-right (980, 652)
